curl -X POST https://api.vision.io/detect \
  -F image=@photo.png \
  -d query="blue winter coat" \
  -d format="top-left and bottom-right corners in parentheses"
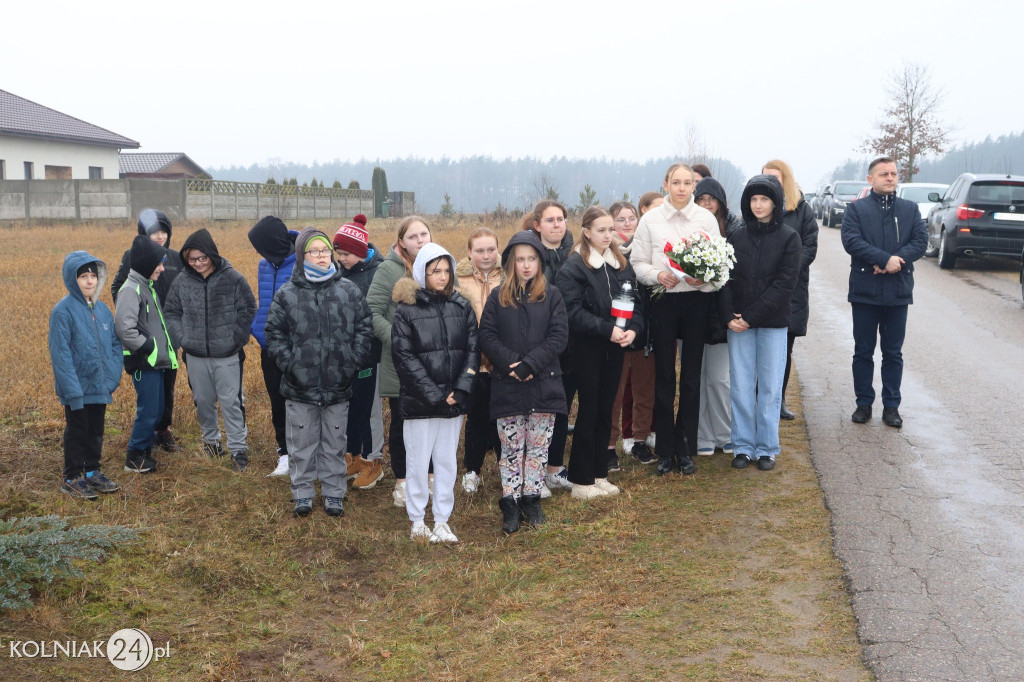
top-left (48, 251), bottom-right (123, 410)
top-left (251, 250), bottom-right (297, 348)
top-left (841, 191), bottom-right (928, 306)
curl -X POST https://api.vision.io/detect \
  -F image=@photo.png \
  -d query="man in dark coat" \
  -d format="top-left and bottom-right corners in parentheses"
top-left (840, 156), bottom-right (928, 428)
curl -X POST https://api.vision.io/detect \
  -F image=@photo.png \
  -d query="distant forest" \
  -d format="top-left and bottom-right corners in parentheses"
top-left (823, 130), bottom-right (1024, 189)
top-left (211, 156), bottom-right (747, 215)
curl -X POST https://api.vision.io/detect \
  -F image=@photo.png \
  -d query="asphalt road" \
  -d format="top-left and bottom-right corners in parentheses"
top-left (797, 222), bottom-right (1024, 681)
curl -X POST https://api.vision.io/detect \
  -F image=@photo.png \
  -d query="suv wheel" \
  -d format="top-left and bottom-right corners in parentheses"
top-left (937, 229), bottom-right (957, 269)
top-left (924, 233), bottom-right (938, 258)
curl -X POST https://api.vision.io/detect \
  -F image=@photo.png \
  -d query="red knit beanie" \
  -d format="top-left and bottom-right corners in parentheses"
top-left (333, 214), bottom-right (369, 258)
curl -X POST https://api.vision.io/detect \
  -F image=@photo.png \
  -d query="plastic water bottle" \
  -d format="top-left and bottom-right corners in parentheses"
top-left (611, 282), bottom-right (635, 329)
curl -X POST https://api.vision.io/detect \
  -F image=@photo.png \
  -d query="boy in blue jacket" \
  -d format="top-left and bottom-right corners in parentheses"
top-left (49, 252), bottom-right (124, 499)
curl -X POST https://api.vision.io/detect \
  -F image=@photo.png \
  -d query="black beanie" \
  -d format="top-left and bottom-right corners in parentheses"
top-left (248, 215), bottom-right (295, 266)
top-left (130, 235), bottom-right (166, 278)
top-left (76, 262), bottom-right (99, 278)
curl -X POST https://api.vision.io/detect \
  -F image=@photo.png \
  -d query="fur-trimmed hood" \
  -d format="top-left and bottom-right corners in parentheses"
top-left (455, 257), bottom-right (474, 278)
top-left (392, 274), bottom-right (470, 309)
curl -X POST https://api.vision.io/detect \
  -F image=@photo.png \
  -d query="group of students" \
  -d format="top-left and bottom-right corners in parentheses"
top-left (48, 159), bottom-right (817, 541)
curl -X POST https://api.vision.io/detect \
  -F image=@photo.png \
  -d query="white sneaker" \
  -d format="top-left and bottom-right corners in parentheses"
top-left (410, 521), bottom-right (433, 541)
top-left (594, 478), bottom-right (621, 495)
top-left (430, 522), bottom-right (458, 543)
top-left (646, 433), bottom-right (656, 448)
top-left (622, 438), bottom-right (635, 454)
top-left (540, 485), bottom-right (551, 499)
top-left (266, 454), bottom-right (288, 477)
top-left (545, 468), bottom-right (573, 491)
top-left (462, 471), bottom-right (480, 494)
top-left (393, 480), bottom-right (407, 508)
top-left (571, 483), bottom-right (607, 500)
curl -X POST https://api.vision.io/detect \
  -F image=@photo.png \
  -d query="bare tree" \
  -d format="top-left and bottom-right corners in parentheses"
top-left (861, 61), bottom-right (950, 181)
top-left (532, 172), bottom-right (561, 202)
top-left (677, 118), bottom-right (711, 168)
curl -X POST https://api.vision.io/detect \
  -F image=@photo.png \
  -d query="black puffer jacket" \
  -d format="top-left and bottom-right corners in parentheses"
top-left (265, 228), bottom-right (373, 406)
top-left (164, 229), bottom-right (257, 358)
top-left (694, 177), bottom-right (744, 345)
top-left (555, 249), bottom-right (644, 374)
top-left (479, 233), bottom-right (569, 420)
top-left (783, 197), bottom-right (819, 336)
top-left (532, 229), bottom-right (574, 282)
top-left (718, 175), bottom-right (801, 329)
top-left (340, 244), bottom-right (384, 366)
top-left (391, 277), bottom-right (480, 421)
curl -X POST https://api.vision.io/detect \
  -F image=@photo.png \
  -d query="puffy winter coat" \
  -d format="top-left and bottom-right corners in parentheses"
top-left (248, 218), bottom-right (299, 349)
top-left (456, 257), bottom-right (502, 373)
top-left (555, 249), bottom-right (644, 374)
top-left (366, 249), bottom-right (410, 397)
top-left (718, 175), bottom-right (801, 329)
top-left (110, 226), bottom-right (182, 304)
top-left (49, 251), bottom-right (123, 409)
top-left (479, 283), bottom-right (569, 420)
top-left (841, 190), bottom-right (928, 306)
top-left (340, 245), bottom-right (384, 366)
top-left (783, 198), bottom-right (819, 336)
top-left (265, 228), bottom-right (373, 406)
top-left (164, 229), bottom-right (257, 358)
top-left (391, 277), bottom-right (480, 421)
top-left (115, 236), bottom-right (179, 374)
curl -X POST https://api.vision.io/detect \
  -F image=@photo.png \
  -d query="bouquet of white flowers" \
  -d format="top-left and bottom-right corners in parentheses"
top-left (651, 230), bottom-right (736, 298)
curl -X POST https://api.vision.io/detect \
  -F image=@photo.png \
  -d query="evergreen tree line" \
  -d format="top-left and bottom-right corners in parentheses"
top-left (822, 130), bottom-right (1024, 189)
top-left (211, 156), bottom-right (747, 214)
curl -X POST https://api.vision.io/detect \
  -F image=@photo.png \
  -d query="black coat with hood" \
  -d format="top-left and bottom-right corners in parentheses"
top-left (718, 175), bottom-right (801, 330)
top-left (391, 243), bottom-right (480, 421)
top-left (554, 245), bottom-right (644, 375)
top-left (532, 228), bottom-right (574, 283)
top-left (111, 209), bottom-right (183, 303)
top-left (340, 244), bottom-right (384, 366)
top-left (265, 228), bottom-right (373, 406)
top-left (782, 196), bottom-right (819, 336)
top-left (479, 231), bottom-right (570, 420)
top-left (164, 228), bottom-right (257, 359)
top-left (694, 177), bottom-right (744, 345)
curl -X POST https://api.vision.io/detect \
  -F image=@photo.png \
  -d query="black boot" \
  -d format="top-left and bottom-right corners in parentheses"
top-left (657, 456), bottom-right (676, 476)
top-left (677, 455), bottom-right (696, 475)
top-left (519, 494), bottom-right (545, 526)
top-left (780, 401), bottom-right (795, 420)
top-left (499, 496), bottom-right (520, 534)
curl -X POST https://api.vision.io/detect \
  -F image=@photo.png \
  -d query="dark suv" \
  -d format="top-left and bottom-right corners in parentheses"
top-left (926, 173), bottom-right (1024, 269)
top-left (821, 180), bottom-right (870, 227)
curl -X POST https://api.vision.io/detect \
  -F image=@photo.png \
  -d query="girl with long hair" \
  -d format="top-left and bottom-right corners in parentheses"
top-left (555, 207), bottom-right (644, 499)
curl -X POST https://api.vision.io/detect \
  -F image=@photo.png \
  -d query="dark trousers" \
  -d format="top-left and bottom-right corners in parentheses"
top-left (568, 339), bottom-right (624, 486)
top-left (652, 292), bottom-right (710, 459)
top-left (347, 366), bottom-right (376, 458)
top-left (388, 397), bottom-right (408, 478)
top-left (548, 366), bottom-right (578, 468)
top-left (464, 372), bottom-right (500, 474)
top-left (852, 303), bottom-right (908, 408)
top-left (782, 332), bottom-right (797, 398)
top-left (63, 403), bottom-right (106, 480)
top-left (155, 367), bottom-right (176, 433)
top-left (128, 369), bottom-right (165, 452)
top-left (260, 348), bottom-right (288, 453)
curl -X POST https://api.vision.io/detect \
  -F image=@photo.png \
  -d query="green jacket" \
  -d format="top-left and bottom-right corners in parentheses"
top-left (366, 249), bottom-right (409, 397)
top-left (114, 270), bottom-right (179, 374)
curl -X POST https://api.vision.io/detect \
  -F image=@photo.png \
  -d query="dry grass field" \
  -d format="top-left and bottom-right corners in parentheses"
top-left (0, 218), bottom-right (869, 680)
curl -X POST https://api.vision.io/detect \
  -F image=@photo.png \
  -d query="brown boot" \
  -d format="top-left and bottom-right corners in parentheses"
top-left (353, 457), bottom-right (384, 490)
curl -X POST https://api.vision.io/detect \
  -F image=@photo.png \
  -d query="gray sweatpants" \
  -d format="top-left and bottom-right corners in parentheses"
top-left (185, 353), bottom-right (247, 455)
top-left (286, 400), bottom-right (349, 499)
top-left (369, 367), bottom-right (384, 460)
top-left (404, 416), bottom-right (462, 526)
top-left (697, 343), bottom-right (732, 450)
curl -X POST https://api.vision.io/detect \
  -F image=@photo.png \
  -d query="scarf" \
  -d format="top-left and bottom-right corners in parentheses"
top-left (304, 260), bottom-right (337, 282)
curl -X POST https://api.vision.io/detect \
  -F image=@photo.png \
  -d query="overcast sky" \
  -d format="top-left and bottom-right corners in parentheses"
top-left (5, 0), bottom-right (1022, 190)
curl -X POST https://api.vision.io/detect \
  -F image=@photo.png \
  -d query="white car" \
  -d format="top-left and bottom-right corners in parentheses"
top-left (898, 182), bottom-right (949, 221)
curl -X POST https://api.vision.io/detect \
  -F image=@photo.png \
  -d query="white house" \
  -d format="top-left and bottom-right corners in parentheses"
top-left (0, 89), bottom-right (139, 181)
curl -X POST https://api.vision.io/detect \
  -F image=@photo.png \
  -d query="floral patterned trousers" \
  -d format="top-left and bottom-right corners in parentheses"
top-left (497, 413), bottom-right (555, 499)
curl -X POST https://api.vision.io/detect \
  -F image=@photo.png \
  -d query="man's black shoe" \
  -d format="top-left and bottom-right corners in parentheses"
top-left (757, 456), bottom-right (775, 471)
top-left (631, 442), bottom-right (657, 465)
top-left (732, 454), bottom-right (750, 469)
top-left (678, 455), bottom-right (696, 475)
top-left (656, 457), bottom-right (676, 476)
top-left (780, 401), bottom-right (795, 420)
top-left (882, 407), bottom-right (903, 428)
top-left (851, 405), bottom-right (872, 423)
top-left (154, 429), bottom-right (182, 452)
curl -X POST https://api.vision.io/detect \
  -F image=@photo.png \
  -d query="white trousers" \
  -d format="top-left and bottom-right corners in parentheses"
top-left (403, 416), bottom-right (462, 525)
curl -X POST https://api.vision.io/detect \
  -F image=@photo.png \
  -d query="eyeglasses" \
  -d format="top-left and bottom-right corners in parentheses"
top-left (305, 249), bottom-right (332, 258)
top-left (187, 255), bottom-right (210, 265)
top-left (541, 217), bottom-right (566, 226)
top-left (614, 216), bottom-right (638, 225)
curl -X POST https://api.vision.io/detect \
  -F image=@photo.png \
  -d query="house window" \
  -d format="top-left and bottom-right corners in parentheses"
top-left (44, 165), bottom-right (72, 180)
top-left (88, 166), bottom-right (103, 179)
top-left (24, 162), bottom-right (34, 179)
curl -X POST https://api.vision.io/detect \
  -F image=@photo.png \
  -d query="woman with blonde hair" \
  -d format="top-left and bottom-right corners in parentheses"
top-left (761, 159), bottom-right (818, 421)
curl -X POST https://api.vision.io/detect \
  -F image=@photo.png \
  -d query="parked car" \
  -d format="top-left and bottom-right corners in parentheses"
top-left (898, 182), bottom-right (948, 221)
top-left (821, 180), bottom-right (870, 227)
top-left (926, 173), bottom-right (1024, 269)
top-left (814, 184), bottom-right (832, 219)
top-left (803, 190), bottom-right (818, 208)
top-left (855, 186), bottom-right (871, 200)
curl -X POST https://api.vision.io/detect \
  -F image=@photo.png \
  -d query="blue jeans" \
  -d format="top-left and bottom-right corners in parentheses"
top-left (727, 327), bottom-right (787, 460)
top-left (851, 303), bottom-right (908, 408)
top-left (128, 369), bottom-right (165, 452)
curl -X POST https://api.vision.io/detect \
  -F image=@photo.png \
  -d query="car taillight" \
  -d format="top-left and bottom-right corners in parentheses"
top-left (956, 205), bottom-right (985, 220)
